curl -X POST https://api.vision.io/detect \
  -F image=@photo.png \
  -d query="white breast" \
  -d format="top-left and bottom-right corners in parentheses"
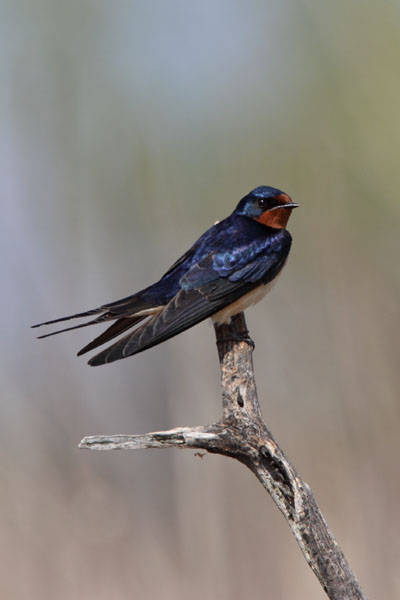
top-left (211, 278), bottom-right (278, 324)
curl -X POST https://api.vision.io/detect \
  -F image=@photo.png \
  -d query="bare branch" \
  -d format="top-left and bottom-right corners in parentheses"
top-left (80, 426), bottom-right (224, 451)
top-left (80, 312), bottom-right (367, 600)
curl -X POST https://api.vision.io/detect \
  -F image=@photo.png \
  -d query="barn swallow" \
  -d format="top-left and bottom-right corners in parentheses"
top-left (32, 186), bottom-right (298, 366)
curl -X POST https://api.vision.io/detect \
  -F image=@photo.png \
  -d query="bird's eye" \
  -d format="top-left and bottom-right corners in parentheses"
top-left (257, 198), bottom-right (269, 209)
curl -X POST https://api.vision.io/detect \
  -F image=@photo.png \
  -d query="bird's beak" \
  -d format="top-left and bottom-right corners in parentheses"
top-left (282, 202), bottom-right (299, 209)
top-left (268, 202), bottom-right (299, 211)
top-left (270, 193), bottom-right (299, 210)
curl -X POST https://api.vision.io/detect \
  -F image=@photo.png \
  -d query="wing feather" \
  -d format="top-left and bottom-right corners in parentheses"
top-left (88, 281), bottom-right (257, 365)
top-left (88, 233), bottom-right (292, 365)
top-left (77, 315), bottom-right (147, 356)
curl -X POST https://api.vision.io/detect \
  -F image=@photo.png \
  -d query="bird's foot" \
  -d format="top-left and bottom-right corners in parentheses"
top-left (216, 335), bottom-right (255, 350)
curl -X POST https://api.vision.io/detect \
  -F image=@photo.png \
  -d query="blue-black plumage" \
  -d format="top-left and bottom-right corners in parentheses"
top-left (32, 186), bottom-right (298, 365)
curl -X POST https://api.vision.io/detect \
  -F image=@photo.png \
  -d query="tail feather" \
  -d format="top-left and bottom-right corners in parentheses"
top-left (32, 292), bottom-right (166, 355)
top-left (32, 292), bottom-right (156, 332)
top-left (36, 314), bottom-right (111, 339)
top-left (77, 315), bottom-right (146, 356)
top-left (31, 308), bottom-right (102, 329)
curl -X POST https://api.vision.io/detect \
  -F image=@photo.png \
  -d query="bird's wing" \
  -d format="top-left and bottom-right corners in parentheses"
top-left (88, 233), bottom-right (291, 365)
top-left (87, 286), bottom-right (243, 366)
top-left (76, 316), bottom-right (147, 356)
top-left (161, 245), bottom-right (196, 277)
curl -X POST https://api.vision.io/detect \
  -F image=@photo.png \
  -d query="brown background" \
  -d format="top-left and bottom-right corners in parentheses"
top-left (2, 2), bottom-right (399, 598)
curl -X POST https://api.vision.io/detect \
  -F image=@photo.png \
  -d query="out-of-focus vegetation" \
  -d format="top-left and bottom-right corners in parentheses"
top-left (2, 2), bottom-right (399, 598)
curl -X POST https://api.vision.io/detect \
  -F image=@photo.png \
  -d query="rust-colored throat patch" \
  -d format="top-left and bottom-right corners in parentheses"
top-left (256, 206), bottom-right (296, 229)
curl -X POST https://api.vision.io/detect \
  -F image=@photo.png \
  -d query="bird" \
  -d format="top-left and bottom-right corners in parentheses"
top-left (32, 186), bottom-right (298, 366)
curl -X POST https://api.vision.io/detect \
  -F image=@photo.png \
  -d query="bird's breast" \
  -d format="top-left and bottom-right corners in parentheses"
top-left (211, 278), bottom-right (279, 324)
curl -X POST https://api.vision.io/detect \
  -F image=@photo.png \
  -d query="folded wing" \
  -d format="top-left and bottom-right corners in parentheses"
top-left (88, 231), bottom-right (291, 365)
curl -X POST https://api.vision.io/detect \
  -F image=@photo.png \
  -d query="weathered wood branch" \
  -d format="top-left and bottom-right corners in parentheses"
top-left (80, 312), bottom-right (367, 600)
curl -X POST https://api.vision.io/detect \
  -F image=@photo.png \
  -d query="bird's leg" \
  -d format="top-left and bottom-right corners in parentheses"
top-left (216, 334), bottom-right (255, 349)
top-left (214, 313), bottom-right (255, 353)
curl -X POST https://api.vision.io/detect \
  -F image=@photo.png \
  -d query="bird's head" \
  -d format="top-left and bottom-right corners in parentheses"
top-left (235, 186), bottom-right (299, 229)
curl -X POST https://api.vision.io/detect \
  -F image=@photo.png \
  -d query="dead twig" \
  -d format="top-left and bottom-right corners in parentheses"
top-left (80, 312), bottom-right (366, 600)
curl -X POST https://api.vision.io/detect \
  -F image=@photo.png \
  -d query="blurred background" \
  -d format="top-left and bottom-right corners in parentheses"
top-left (2, 1), bottom-right (399, 598)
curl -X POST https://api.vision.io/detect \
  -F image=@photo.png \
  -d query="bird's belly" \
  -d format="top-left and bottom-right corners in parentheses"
top-left (211, 279), bottom-right (278, 325)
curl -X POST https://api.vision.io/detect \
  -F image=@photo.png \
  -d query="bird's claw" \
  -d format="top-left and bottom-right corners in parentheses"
top-left (216, 335), bottom-right (255, 350)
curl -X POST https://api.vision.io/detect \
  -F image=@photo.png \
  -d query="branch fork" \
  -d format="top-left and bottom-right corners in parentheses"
top-left (80, 313), bottom-right (366, 600)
